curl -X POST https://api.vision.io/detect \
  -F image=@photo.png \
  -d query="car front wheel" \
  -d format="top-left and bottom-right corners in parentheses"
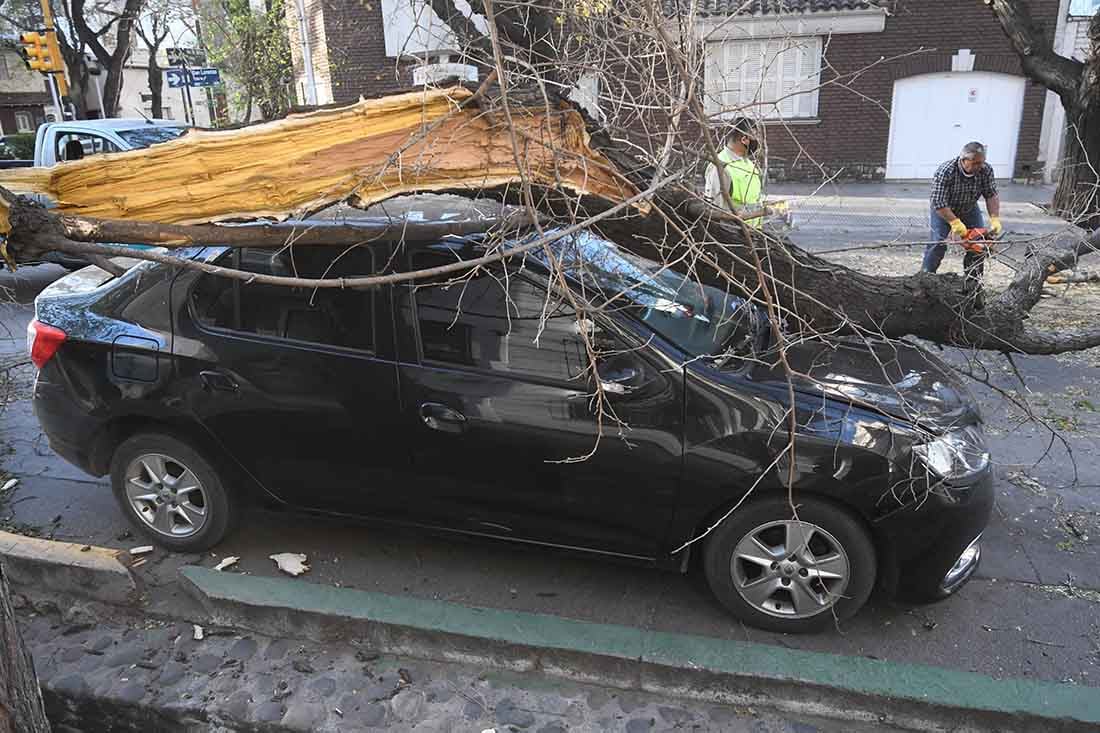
top-left (703, 496), bottom-right (876, 633)
top-left (110, 432), bottom-right (239, 552)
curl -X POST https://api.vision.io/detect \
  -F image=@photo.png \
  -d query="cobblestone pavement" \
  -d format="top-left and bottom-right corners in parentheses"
top-left (16, 600), bottom-right (895, 733)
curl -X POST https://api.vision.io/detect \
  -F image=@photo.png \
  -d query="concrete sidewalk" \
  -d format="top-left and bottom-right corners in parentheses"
top-left (21, 596), bottom-right (870, 732)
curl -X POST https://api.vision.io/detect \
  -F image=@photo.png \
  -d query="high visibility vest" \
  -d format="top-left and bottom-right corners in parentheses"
top-left (718, 148), bottom-right (763, 228)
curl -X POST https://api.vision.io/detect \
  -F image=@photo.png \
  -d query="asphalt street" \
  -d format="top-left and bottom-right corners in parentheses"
top-left (1, 189), bottom-right (1098, 695)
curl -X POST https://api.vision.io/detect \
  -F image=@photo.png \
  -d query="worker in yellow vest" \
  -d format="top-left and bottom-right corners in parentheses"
top-left (704, 118), bottom-right (765, 227)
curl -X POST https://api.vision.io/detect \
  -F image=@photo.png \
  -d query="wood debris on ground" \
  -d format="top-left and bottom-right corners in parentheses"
top-left (270, 553), bottom-right (310, 576)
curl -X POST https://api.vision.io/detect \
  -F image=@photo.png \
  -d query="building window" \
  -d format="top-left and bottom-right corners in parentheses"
top-left (1069, 0), bottom-right (1100, 17)
top-left (380, 0), bottom-right (486, 57)
top-left (704, 36), bottom-right (823, 120)
top-left (14, 112), bottom-right (33, 133)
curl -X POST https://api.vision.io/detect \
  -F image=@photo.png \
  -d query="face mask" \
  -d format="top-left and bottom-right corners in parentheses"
top-left (959, 159), bottom-right (975, 178)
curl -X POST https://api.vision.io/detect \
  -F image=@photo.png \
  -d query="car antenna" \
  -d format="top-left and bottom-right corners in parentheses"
top-left (133, 108), bottom-right (153, 124)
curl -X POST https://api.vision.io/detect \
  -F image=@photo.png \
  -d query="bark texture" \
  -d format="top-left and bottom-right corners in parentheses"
top-left (988, 0), bottom-right (1099, 224)
top-left (0, 562), bottom-right (50, 733)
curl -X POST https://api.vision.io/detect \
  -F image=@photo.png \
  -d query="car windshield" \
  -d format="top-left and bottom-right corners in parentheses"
top-left (116, 126), bottom-right (187, 149)
top-left (545, 231), bottom-right (763, 360)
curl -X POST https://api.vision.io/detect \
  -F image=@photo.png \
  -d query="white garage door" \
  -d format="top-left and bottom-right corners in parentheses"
top-left (886, 72), bottom-right (1025, 179)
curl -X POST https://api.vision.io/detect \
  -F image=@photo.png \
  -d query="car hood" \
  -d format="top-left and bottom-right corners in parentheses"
top-left (749, 338), bottom-right (979, 429)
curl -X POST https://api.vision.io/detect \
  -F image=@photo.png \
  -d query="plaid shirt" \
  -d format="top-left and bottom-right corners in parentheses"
top-left (929, 158), bottom-right (998, 214)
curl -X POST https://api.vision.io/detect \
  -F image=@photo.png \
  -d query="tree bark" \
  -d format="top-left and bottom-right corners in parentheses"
top-left (70, 0), bottom-right (145, 117)
top-left (987, 1), bottom-right (1099, 224)
top-left (0, 562), bottom-right (50, 733)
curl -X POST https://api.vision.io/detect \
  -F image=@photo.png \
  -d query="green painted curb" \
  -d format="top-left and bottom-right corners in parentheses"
top-left (180, 566), bottom-right (1100, 727)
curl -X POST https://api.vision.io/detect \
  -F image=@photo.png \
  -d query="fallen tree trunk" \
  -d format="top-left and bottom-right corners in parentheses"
top-left (1, 85), bottom-right (1098, 355)
top-left (1046, 270), bottom-right (1100, 284)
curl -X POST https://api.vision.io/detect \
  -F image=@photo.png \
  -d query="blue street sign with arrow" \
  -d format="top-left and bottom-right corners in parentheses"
top-left (166, 69), bottom-right (189, 88)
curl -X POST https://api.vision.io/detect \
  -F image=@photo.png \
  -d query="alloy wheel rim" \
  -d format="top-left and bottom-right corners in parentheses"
top-left (730, 519), bottom-right (850, 619)
top-left (124, 453), bottom-right (208, 538)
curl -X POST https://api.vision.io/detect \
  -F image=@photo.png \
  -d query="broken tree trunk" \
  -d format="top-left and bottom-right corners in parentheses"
top-left (0, 562), bottom-right (50, 733)
top-left (1, 84), bottom-right (1099, 355)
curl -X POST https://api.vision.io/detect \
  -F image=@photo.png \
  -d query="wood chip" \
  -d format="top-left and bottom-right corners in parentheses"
top-left (1, 478), bottom-right (17, 492)
top-left (270, 553), bottom-right (310, 576)
top-left (214, 556), bottom-right (240, 572)
top-left (193, 624), bottom-right (204, 641)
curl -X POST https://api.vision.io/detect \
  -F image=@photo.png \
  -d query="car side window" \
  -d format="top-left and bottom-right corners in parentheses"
top-left (190, 247), bottom-right (376, 353)
top-left (410, 256), bottom-right (587, 384)
top-left (55, 132), bottom-right (120, 161)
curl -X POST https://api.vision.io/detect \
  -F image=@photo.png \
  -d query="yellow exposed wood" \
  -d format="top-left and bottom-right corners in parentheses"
top-left (0, 86), bottom-right (639, 235)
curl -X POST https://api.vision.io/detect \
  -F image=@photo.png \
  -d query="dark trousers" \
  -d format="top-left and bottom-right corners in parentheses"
top-left (923, 207), bottom-right (986, 274)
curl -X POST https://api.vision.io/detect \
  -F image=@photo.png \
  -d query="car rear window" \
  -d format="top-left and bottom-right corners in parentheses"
top-left (190, 247), bottom-right (376, 353)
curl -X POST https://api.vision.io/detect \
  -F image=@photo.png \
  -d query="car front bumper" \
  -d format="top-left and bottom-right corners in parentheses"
top-left (873, 468), bottom-right (994, 601)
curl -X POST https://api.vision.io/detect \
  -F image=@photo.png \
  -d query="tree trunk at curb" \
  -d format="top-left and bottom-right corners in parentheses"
top-left (0, 561), bottom-right (50, 733)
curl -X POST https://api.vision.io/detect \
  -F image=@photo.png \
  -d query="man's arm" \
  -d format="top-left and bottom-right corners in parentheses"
top-left (986, 193), bottom-right (1001, 218)
top-left (935, 206), bottom-right (959, 223)
top-left (984, 167), bottom-right (1002, 234)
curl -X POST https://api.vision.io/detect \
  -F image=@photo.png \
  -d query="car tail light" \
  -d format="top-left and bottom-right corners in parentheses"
top-left (26, 320), bottom-right (67, 369)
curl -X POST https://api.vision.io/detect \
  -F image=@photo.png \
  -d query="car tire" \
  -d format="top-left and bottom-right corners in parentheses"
top-left (110, 432), bottom-right (239, 552)
top-left (702, 496), bottom-right (876, 633)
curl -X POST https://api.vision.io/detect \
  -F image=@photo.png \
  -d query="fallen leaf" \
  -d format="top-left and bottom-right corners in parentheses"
top-left (214, 556), bottom-right (240, 572)
top-left (193, 624), bottom-right (204, 641)
top-left (1, 478), bottom-right (18, 492)
top-left (270, 552), bottom-right (310, 576)
top-left (130, 546), bottom-right (154, 556)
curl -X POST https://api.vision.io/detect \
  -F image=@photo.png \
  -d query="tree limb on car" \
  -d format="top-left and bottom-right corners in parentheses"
top-left (1, 84), bottom-right (1098, 356)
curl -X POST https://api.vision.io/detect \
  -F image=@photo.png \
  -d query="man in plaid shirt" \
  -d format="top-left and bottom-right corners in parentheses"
top-left (923, 141), bottom-right (1003, 273)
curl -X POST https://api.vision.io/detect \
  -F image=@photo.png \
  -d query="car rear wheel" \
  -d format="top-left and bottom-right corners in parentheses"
top-left (703, 496), bottom-right (876, 633)
top-left (110, 432), bottom-right (238, 552)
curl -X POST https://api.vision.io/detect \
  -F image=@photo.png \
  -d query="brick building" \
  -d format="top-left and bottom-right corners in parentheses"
top-left (285, 0), bottom-right (1064, 181)
top-left (689, 0), bottom-right (1062, 180)
top-left (0, 42), bottom-right (52, 136)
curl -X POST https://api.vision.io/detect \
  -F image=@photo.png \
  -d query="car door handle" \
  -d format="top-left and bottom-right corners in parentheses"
top-left (420, 402), bottom-right (466, 434)
top-left (200, 370), bottom-right (240, 393)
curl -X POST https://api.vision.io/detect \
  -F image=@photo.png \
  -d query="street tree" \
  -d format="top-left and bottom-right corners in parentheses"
top-left (134, 0), bottom-right (191, 119)
top-left (198, 0), bottom-right (292, 122)
top-left (988, 0), bottom-right (1100, 224)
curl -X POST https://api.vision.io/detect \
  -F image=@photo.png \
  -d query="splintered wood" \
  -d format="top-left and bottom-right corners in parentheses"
top-left (0, 86), bottom-right (637, 234)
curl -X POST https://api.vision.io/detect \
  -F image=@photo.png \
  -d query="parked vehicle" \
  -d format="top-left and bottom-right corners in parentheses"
top-left (16, 119), bottom-right (187, 270)
top-left (32, 118), bottom-right (187, 167)
top-left (27, 225), bottom-right (992, 632)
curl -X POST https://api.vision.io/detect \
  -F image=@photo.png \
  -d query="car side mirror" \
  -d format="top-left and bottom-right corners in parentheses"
top-left (596, 362), bottom-right (644, 395)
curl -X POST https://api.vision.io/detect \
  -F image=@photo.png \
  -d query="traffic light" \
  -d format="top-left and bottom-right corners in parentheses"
top-left (43, 32), bottom-right (67, 96)
top-left (18, 30), bottom-right (68, 97)
top-left (19, 32), bottom-right (52, 72)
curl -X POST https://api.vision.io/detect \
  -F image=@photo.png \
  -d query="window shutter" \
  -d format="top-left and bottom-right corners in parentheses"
top-left (798, 37), bottom-right (822, 118)
top-left (743, 40), bottom-right (765, 116)
top-left (706, 36), bottom-right (821, 119)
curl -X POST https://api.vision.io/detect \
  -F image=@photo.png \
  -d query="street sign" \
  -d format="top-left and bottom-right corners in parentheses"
top-left (167, 68), bottom-right (221, 88)
top-left (189, 68), bottom-right (221, 87)
top-left (166, 69), bottom-right (189, 88)
top-left (167, 47), bottom-right (206, 67)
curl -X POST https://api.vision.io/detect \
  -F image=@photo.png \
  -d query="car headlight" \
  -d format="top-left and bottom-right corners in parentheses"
top-left (912, 425), bottom-right (990, 481)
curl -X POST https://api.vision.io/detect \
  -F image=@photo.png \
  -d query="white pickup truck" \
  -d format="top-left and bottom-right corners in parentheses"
top-left (32, 118), bottom-right (188, 166)
top-left (10, 119), bottom-right (189, 268)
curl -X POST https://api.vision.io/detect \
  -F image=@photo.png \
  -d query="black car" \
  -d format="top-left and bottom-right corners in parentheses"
top-left (27, 225), bottom-right (992, 632)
